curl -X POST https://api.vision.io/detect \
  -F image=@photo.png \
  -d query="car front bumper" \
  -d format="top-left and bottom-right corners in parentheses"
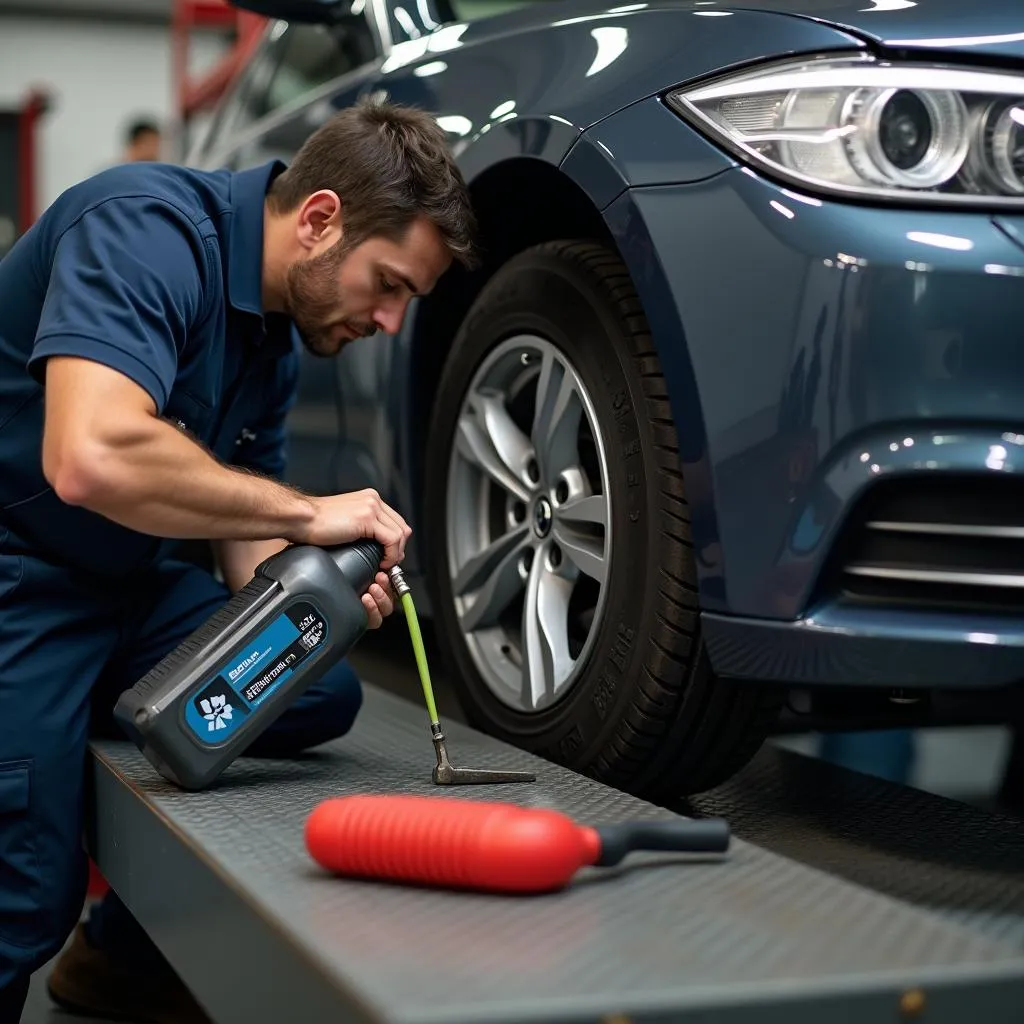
top-left (606, 166), bottom-right (1024, 688)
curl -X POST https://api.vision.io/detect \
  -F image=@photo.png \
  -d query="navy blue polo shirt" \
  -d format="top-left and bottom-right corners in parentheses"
top-left (0, 159), bottom-right (300, 578)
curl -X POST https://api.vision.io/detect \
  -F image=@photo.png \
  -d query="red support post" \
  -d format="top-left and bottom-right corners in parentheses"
top-left (16, 88), bottom-right (50, 233)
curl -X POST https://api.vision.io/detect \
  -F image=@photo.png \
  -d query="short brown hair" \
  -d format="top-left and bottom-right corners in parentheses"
top-left (268, 97), bottom-right (477, 268)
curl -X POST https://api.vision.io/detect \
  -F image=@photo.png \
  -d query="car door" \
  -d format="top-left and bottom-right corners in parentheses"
top-left (197, 15), bottom-right (385, 499)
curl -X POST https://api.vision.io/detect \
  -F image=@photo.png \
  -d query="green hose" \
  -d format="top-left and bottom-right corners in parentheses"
top-left (399, 590), bottom-right (439, 725)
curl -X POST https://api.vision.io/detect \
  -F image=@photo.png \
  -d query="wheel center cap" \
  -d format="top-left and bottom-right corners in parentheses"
top-left (532, 496), bottom-right (553, 538)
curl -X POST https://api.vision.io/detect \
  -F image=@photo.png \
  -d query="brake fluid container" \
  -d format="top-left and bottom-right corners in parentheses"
top-left (113, 540), bottom-right (382, 790)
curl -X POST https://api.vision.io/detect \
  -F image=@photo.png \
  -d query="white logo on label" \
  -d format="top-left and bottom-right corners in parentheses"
top-left (200, 694), bottom-right (234, 731)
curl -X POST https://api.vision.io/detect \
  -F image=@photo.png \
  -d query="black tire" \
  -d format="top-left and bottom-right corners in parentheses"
top-left (422, 240), bottom-right (782, 799)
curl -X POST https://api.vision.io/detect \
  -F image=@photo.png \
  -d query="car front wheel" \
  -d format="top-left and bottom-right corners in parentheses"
top-left (423, 240), bottom-right (782, 799)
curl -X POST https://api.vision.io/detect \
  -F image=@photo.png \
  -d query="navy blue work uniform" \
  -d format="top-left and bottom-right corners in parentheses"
top-left (0, 160), bottom-right (363, 1012)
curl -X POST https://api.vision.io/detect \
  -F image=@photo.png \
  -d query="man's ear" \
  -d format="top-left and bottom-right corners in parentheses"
top-left (295, 190), bottom-right (343, 252)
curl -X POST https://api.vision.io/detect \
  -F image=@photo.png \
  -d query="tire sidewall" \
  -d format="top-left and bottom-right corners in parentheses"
top-left (423, 246), bottom-right (658, 768)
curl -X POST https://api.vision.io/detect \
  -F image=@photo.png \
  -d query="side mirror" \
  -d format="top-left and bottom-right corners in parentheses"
top-left (227, 0), bottom-right (352, 23)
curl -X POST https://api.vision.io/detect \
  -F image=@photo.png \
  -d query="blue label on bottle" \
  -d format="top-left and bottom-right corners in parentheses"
top-left (183, 601), bottom-right (329, 745)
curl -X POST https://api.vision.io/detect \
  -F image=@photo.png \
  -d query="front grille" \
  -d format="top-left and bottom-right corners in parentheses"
top-left (830, 474), bottom-right (1024, 615)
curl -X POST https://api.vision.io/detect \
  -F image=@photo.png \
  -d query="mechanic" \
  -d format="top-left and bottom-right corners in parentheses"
top-left (120, 116), bottom-right (163, 163)
top-left (0, 97), bottom-right (477, 1022)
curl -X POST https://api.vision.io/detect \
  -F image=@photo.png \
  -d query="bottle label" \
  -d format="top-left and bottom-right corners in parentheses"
top-left (182, 601), bottom-right (330, 745)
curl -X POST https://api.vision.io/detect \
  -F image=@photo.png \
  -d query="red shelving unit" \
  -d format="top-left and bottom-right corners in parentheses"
top-left (172, 0), bottom-right (267, 123)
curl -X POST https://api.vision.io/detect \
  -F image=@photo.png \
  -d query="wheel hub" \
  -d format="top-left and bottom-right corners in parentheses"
top-left (445, 334), bottom-right (612, 713)
top-left (532, 496), bottom-right (553, 539)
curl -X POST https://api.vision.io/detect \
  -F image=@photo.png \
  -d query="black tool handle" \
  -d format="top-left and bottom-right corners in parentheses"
top-left (593, 817), bottom-right (730, 866)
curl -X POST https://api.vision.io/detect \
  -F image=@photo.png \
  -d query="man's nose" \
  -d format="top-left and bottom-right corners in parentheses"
top-left (373, 297), bottom-right (411, 336)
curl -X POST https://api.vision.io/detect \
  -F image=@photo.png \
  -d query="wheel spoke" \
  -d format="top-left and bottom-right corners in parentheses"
top-left (552, 522), bottom-right (607, 585)
top-left (456, 399), bottom-right (532, 503)
top-left (473, 390), bottom-right (535, 483)
top-left (553, 491), bottom-right (609, 584)
top-left (521, 552), bottom-right (575, 710)
top-left (531, 349), bottom-right (582, 482)
top-left (556, 493), bottom-right (607, 529)
top-left (455, 528), bottom-right (531, 633)
top-left (453, 525), bottom-right (529, 597)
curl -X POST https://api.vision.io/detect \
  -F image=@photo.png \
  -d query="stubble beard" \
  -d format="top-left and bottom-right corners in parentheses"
top-left (285, 240), bottom-right (374, 357)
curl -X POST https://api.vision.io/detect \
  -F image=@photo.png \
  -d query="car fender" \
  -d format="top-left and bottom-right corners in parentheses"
top-left (559, 94), bottom-right (738, 209)
top-left (374, 5), bottom-right (865, 137)
top-left (447, 113), bottom-right (583, 189)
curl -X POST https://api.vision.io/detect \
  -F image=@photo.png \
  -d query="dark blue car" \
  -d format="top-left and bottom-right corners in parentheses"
top-left (192, 0), bottom-right (1024, 798)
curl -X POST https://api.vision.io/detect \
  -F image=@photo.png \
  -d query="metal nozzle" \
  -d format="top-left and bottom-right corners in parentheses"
top-left (388, 564), bottom-right (410, 598)
top-left (430, 723), bottom-right (536, 786)
top-left (390, 566), bottom-right (535, 786)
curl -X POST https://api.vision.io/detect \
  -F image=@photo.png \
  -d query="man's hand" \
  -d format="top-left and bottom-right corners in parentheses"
top-left (362, 571), bottom-right (396, 629)
top-left (301, 490), bottom-right (412, 569)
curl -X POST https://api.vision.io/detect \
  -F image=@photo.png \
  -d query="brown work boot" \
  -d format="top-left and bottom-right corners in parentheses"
top-left (46, 923), bottom-right (213, 1024)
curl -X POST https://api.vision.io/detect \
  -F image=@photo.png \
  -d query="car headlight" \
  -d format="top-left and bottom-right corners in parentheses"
top-left (665, 54), bottom-right (1024, 206)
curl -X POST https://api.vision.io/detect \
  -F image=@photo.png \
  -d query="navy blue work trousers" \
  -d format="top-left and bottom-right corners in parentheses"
top-left (0, 539), bottom-right (364, 1016)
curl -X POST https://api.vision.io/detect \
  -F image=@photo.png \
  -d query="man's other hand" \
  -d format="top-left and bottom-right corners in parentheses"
top-left (362, 571), bottom-right (396, 629)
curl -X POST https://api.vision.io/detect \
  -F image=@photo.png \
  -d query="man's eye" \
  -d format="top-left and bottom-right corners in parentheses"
top-left (380, 277), bottom-right (396, 293)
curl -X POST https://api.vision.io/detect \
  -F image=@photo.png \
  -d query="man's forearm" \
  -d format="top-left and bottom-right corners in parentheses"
top-left (49, 414), bottom-right (316, 543)
top-left (42, 356), bottom-right (412, 566)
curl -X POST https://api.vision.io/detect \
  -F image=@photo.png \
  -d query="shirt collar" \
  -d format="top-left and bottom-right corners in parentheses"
top-left (226, 160), bottom-right (292, 356)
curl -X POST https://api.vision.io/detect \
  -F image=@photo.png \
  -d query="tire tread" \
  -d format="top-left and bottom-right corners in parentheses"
top-left (529, 240), bottom-right (782, 798)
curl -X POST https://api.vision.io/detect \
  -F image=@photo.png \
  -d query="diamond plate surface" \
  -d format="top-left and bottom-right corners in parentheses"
top-left (92, 686), bottom-right (1024, 1023)
top-left (687, 745), bottom-right (1024, 950)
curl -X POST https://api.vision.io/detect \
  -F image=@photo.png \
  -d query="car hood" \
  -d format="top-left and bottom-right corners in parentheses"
top-left (716, 0), bottom-right (1024, 61)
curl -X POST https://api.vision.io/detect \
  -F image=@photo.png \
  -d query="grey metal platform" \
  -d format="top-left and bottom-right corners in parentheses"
top-left (87, 685), bottom-right (1024, 1024)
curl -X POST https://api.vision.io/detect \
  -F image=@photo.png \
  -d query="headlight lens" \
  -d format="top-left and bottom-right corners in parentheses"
top-left (665, 54), bottom-right (1024, 204)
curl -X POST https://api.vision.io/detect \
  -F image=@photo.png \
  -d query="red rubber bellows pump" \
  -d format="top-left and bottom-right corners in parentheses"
top-left (305, 794), bottom-right (730, 894)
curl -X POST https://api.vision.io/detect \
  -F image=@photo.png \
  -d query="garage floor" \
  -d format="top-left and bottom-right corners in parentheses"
top-left (22, 619), bottom-right (1017, 1023)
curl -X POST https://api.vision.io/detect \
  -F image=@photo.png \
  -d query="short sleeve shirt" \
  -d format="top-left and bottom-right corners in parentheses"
top-left (0, 159), bottom-right (299, 577)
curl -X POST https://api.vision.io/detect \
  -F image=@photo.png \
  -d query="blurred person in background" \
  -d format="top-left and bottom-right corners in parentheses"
top-left (121, 117), bottom-right (162, 163)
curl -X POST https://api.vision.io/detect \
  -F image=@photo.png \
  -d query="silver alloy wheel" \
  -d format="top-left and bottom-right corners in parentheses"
top-left (445, 334), bottom-right (612, 713)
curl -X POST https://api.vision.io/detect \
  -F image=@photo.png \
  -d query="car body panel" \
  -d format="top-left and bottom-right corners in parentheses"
top-left (995, 216), bottom-right (1024, 253)
top-left (720, 0), bottom-right (1024, 62)
top-left (703, 424), bottom-right (1024, 686)
top-left (608, 167), bottom-right (1024, 622)
top-left (704, 582), bottom-right (1024, 688)
top-left (561, 95), bottom-right (738, 209)
top-left (373, 4), bottom-right (866, 152)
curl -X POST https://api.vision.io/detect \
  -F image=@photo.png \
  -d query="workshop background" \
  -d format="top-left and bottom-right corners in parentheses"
top-left (1, 1), bottom-right (1021, 1020)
